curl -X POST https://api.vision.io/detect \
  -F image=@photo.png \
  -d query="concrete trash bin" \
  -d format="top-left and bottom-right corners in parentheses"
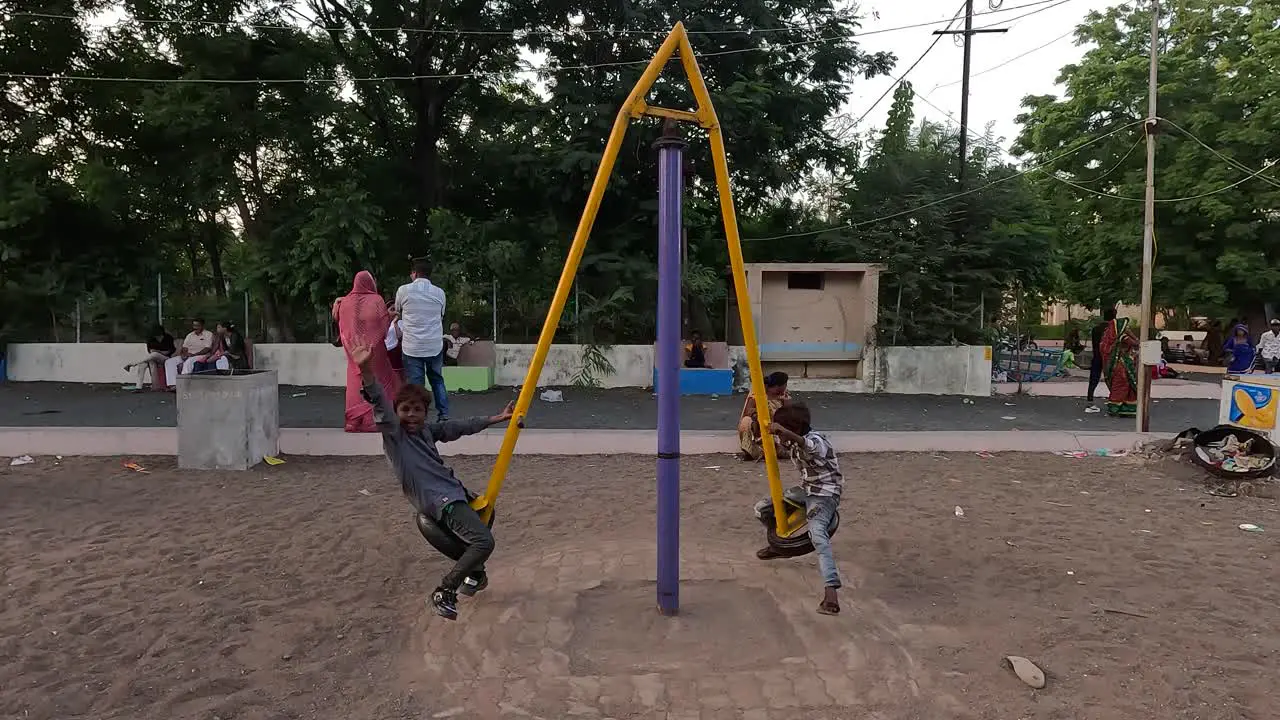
top-left (177, 369), bottom-right (280, 470)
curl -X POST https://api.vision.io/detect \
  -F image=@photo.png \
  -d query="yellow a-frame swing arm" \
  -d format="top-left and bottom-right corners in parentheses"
top-left (470, 22), bottom-right (804, 539)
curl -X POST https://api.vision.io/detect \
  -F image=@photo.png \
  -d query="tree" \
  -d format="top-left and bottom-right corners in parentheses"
top-left (1, 0), bottom-right (900, 343)
top-left (1014, 0), bottom-right (1280, 321)
top-left (822, 87), bottom-right (1058, 345)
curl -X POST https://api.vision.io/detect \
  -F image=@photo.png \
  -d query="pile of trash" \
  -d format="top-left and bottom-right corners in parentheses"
top-left (1196, 433), bottom-right (1272, 473)
top-left (1182, 425), bottom-right (1277, 480)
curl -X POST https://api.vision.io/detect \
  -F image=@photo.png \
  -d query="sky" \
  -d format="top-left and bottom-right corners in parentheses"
top-left (845, 0), bottom-right (1121, 150)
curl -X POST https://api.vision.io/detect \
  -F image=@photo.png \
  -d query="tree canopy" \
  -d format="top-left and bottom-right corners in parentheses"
top-left (11, 0), bottom-right (1270, 349)
top-left (1014, 0), bottom-right (1280, 321)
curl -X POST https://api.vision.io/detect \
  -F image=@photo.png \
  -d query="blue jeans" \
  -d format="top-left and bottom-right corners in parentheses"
top-left (404, 350), bottom-right (450, 418)
top-left (806, 494), bottom-right (842, 589)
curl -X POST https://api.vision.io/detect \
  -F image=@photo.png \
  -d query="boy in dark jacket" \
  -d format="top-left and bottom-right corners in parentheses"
top-left (349, 342), bottom-right (513, 620)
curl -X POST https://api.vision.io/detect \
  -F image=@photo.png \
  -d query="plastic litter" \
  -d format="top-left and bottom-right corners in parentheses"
top-left (954, 505), bottom-right (965, 517)
top-left (10, 455), bottom-right (34, 466)
top-left (1239, 523), bottom-right (1264, 533)
top-left (539, 389), bottom-right (564, 402)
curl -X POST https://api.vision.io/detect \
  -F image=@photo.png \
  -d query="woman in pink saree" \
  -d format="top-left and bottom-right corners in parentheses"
top-left (333, 271), bottom-right (401, 432)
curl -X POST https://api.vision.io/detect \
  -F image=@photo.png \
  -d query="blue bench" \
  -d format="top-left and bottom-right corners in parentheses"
top-left (652, 367), bottom-right (734, 396)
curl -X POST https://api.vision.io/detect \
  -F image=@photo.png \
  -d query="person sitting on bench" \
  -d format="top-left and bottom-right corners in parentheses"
top-left (684, 330), bottom-right (711, 369)
top-left (163, 318), bottom-right (216, 388)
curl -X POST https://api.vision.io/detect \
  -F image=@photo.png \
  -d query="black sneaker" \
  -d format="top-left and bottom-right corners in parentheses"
top-left (430, 588), bottom-right (458, 620)
top-left (459, 573), bottom-right (488, 597)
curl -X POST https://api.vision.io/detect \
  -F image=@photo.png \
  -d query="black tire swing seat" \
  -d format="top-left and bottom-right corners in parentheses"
top-left (414, 498), bottom-right (496, 559)
top-left (753, 485), bottom-right (840, 558)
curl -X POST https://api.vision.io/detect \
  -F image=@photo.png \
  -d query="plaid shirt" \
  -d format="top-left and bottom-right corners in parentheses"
top-left (788, 430), bottom-right (843, 498)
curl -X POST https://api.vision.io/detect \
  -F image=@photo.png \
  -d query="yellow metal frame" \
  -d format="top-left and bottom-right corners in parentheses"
top-left (471, 22), bottom-right (803, 538)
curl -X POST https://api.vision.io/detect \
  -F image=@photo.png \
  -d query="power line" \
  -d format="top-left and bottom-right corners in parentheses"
top-left (1157, 116), bottom-right (1280, 190)
top-left (973, 0), bottom-right (1076, 30)
top-left (1041, 156), bottom-right (1279, 202)
top-left (9, 0), bottom-right (1067, 37)
top-left (908, 88), bottom-right (1275, 203)
top-left (0, 6), bottom-right (1058, 86)
top-left (0, 34), bottom-right (869, 84)
top-left (930, 28), bottom-right (1074, 92)
top-left (854, 1), bottom-right (966, 126)
top-left (742, 118), bottom-right (1146, 242)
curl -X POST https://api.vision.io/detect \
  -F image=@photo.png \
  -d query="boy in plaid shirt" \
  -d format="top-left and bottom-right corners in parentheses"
top-left (769, 402), bottom-right (844, 615)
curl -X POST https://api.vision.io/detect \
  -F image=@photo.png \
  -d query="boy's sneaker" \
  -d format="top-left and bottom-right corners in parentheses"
top-left (430, 588), bottom-right (458, 620)
top-left (459, 573), bottom-right (488, 597)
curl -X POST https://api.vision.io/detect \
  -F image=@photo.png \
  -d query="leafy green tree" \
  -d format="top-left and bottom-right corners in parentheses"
top-left (1014, 0), bottom-right (1280, 321)
top-left (823, 87), bottom-right (1058, 345)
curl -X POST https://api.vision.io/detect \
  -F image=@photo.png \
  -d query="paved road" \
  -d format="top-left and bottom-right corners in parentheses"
top-left (0, 381), bottom-right (1219, 432)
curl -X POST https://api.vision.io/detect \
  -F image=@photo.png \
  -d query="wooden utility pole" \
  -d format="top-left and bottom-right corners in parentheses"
top-left (934, 0), bottom-right (1007, 187)
top-left (1136, 0), bottom-right (1160, 433)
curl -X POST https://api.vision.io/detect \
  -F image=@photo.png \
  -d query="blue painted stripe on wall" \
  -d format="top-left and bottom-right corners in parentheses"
top-left (759, 342), bottom-right (862, 353)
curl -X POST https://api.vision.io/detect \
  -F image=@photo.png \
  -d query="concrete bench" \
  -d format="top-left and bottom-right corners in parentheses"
top-left (448, 340), bottom-right (496, 391)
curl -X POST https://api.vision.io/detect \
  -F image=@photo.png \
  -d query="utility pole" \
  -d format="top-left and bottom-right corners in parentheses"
top-left (1136, 0), bottom-right (1160, 433)
top-left (934, 0), bottom-right (1007, 187)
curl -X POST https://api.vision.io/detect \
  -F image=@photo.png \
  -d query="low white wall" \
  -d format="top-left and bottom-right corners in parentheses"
top-left (2, 342), bottom-right (656, 388)
top-left (4, 342), bottom-right (991, 395)
top-left (494, 344), bottom-right (654, 388)
top-left (876, 346), bottom-right (992, 397)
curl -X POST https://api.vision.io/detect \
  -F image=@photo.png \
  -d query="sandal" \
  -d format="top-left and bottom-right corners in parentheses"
top-left (817, 601), bottom-right (840, 616)
top-left (756, 546), bottom-right (784, 560)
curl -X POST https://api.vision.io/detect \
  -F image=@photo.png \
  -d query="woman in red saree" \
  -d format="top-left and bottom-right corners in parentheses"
top-left (333, 271), bottom-right (401, 432)
top-left (1099, 316), bottom-right (1139, 417)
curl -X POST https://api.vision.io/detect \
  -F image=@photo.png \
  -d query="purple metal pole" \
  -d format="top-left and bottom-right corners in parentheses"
top-left (654, 121), bottom-right (686, 616)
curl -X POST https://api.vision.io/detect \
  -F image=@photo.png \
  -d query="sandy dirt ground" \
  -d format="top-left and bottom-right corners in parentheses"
top-left (2, 452), bottom-right (1277, 719)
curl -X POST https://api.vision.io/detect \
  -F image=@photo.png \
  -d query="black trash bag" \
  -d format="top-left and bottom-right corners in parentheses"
top-left (1188, 424), bottom-right (1277, 479)
top-left (752, 485), bottom-right (840, 558)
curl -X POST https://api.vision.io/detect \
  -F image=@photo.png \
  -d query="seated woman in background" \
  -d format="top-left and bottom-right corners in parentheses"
top-left (737, 371), bottom-right (790, 461)
top-left (684, 330), bottom-right (711, 369)
top-left (199, 321), bottom-right (249, 372)
top-left (124, 324), bottom-right (176, 390)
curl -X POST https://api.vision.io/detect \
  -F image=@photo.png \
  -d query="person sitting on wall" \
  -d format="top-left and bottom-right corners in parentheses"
top-left (163, 318), bottom-right (216, 388)
top-left (196, 321), bottom-right (249, 372)
top-left (124, 324), bottom-right (176, 391)
top-left (684, 330), bottom-right (711, 369)
top-left (443, 322), bottom-right (473, 367)
top-left (737, 371), bottom-right (791, 462)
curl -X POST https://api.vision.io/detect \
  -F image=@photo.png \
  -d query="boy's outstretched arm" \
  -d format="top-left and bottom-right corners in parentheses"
top-left (351, 342), bottom-right (399, 433)
top-left (429, 401), bottom-right (515, 443)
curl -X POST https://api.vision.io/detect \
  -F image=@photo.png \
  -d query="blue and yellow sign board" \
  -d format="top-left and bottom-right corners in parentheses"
top-left (1229, 383), bottom-right (1278, 431)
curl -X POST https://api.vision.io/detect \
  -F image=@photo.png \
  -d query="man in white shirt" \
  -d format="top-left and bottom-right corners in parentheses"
top-left (443, 322), bottom-right (472, 366)
top-left (395, 259), bottom-right (450, 419)
top-left (163, 318), bottom-right (216, 389)
top-left (1258, 319), bottom-right (1280, 373)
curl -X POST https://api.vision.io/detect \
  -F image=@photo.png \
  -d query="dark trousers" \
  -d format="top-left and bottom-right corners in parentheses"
top-left (1087, 354), bottom-right (1103, 401)
top-left (436, 502), bottom-right (495, 591)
